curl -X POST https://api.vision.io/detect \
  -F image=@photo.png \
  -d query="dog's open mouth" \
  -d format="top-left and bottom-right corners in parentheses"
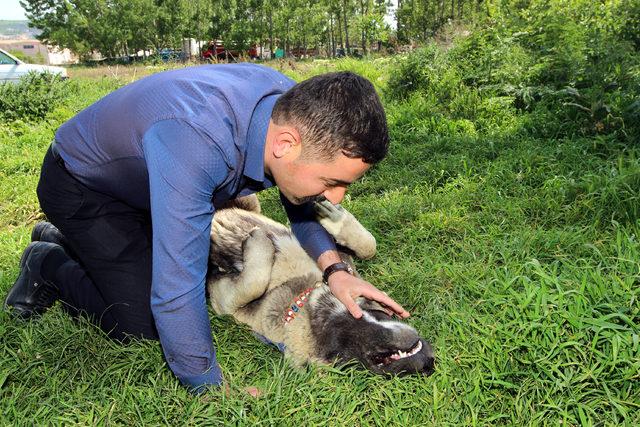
top-left (371, 340), bottom-right (423, 366)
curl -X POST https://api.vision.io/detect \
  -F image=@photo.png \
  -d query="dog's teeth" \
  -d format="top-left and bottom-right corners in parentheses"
top-left (408, 341), bottom-right (422, 356)
top-left (387, 342), bottom-right (423, 363)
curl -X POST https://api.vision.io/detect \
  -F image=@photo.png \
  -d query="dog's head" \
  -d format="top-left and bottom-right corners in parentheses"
top-left (312, 296), bottom-right (435, 376)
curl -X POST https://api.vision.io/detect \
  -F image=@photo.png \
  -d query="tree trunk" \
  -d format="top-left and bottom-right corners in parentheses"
top-left (303, 30), bottom-right (307, 58)
top-left (337, 10), bottom-right (343, 50)
top-left (342, 0), bottom-right (350, 55)
top-left (360, 0), bottom-right (366, 55)
top-left (397, 0), bottom-right (403, 42)
top-left (424, 0), bottom-right (431, 40)
top-left (269, 14), bottom-right (274, 59)
top-left (329, 14), bottom-right (336, 57)
top-left (259, 8), bottom-right (264, 59)
top-left (285, 20), bottom-right (289, 56)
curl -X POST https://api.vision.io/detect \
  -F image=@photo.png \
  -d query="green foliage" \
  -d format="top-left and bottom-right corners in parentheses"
top-left (9, 50), bottom-right (47, 65)
top-left (387, 0), bottom-right (640, 142)
top-left (20, 0), bottom-right (394, 60)
top-left (2, 1), bottom-right (640, 419)
top-left (386, 44), bottom-right (453, 100)
top-left (544, 153), bottom-right (640, 226)
top-left (20, 0), bottom-right (193, 59)
top-left (616, 0), bottom-right (640, 50)
top-left (1, 55), bottom-right (639, 425)
top-left (6, 50), bottom-right (27, 62)
top-left (0, 73), bottom-right (71, 122)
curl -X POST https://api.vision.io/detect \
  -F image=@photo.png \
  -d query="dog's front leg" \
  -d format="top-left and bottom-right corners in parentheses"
top-left (208, 228), bottom-right (275, 315)
top-left (314, 199), bottom-right (376, 259)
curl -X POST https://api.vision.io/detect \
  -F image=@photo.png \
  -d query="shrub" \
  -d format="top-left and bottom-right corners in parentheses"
top-left (449, 26), bottom-right (536, 89)
top-left (386, 44), bottom-right (460, 101)
top-left (387, 1), bottom-right (640, 143)
top-left (617, 2), bottom-right (640, 49)
top-left (0, 72), bottom-right (71, 122)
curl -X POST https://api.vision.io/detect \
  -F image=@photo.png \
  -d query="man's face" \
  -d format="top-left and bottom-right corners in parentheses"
top-left (276, 154), bottom-right (371, 205)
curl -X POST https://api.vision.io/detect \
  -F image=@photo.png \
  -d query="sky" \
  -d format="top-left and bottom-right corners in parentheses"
top-left (0, 0), bottom-right (27, 20)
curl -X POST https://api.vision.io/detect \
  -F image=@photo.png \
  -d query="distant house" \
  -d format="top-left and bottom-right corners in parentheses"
top-left (0, 39), bottom-right (76, 65)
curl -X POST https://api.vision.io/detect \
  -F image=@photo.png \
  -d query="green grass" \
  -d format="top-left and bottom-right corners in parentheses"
top-left (1, 58), bottom-right (639, 425)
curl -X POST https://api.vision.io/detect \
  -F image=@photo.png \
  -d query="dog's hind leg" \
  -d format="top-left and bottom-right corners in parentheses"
top-left (314, 199), bottom-right (376, 260)
top-left (207, 228), bottom-right (274, 315)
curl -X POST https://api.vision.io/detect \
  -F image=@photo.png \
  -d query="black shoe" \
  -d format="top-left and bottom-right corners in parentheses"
top-left (4, 241), bottom-right (63, 319)
top-left (31, 221), bottom-right (68, 248)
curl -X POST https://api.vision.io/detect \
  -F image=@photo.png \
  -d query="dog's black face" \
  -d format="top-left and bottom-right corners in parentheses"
top-left (313, 298), bottom-right (435, 376)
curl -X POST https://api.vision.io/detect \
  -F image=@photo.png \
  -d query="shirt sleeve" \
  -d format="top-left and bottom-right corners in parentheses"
top-left (279, 191), bottom-right (337, 261)
top-left (142, 119), bottom-right (230, 392)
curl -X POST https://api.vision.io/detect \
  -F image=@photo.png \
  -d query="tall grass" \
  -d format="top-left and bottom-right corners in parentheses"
top-left (1, 53), bottom-right (639, 425)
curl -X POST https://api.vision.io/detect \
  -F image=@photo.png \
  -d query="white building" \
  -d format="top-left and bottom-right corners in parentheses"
top-left (0, 39), bottom-right (76, 65)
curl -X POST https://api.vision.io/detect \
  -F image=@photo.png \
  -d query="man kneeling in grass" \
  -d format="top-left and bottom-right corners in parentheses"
top-left (4, 63), bottom-right (409, 392)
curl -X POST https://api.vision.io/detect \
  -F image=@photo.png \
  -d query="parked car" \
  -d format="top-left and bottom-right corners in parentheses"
top-left (157, 48), bottom-right (184, 62)
top-left (201, 41), bottom-right (258, 61)
top-left (0, 47), bottom-right (67, 83)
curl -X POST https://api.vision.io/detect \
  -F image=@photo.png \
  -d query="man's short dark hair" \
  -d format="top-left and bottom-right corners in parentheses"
top-left (272, 71), bottom-right (389, 164)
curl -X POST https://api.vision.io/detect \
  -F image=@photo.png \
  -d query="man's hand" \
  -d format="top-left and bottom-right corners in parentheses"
top-left (318, 249), bottom-right (409, 319)
top-left (327, 270), bottom-right (410, 319)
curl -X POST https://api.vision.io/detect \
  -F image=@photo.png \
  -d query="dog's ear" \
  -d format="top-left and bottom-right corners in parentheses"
top-left (357, 298), bottom-right (392, 316)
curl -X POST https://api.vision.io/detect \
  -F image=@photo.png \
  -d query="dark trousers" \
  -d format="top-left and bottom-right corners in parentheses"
top-left (37, 145), bottom-right (158, 341)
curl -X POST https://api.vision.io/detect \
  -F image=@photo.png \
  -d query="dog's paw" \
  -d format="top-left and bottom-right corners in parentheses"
top-left (314, 198), bottom-right (346, 221)
top-left (242, 227), bottom-right (275, 269)
top-left (314, 199), bottom-right (348, 236)
top-left (242, 227), bottom-right (276, 270)
top-left (314, 200), bottom-right (376, 259)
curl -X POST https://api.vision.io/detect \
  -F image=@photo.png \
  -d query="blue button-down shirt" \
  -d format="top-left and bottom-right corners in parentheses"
top-left (53, 64), bottom-right (336, 390)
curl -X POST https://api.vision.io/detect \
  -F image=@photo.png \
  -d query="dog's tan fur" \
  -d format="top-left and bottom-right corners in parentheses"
top-left (207, 195), bottom-right (374, 365)
top-left (207, 195), bottom-right (435, 375)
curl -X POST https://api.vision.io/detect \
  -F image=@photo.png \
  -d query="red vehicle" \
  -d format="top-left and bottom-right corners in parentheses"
top-left (202, 41), bottom-right (258, 60)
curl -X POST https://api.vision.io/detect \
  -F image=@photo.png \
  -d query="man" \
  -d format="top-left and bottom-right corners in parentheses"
top-left (4, 63), bottom-right (409, 392)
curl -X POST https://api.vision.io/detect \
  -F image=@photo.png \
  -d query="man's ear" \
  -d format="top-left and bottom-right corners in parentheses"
top-left (272, 125), bottom-right (302, 159)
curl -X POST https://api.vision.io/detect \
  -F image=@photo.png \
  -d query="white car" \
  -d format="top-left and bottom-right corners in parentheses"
top-left (0, 47), bottom-right (67, 83)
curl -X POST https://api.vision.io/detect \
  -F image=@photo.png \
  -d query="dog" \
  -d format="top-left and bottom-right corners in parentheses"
top-left (207, 195), bottom-right (434, 376)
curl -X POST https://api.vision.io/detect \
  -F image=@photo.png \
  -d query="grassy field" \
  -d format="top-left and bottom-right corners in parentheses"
top-left (1, 56), bottom-right (639, 426)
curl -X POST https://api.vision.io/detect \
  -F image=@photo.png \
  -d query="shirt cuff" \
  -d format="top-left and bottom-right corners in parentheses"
top-left (252, 332), bottom-right (287, 352)
top-left (179, 362), bottom-right (224, 394)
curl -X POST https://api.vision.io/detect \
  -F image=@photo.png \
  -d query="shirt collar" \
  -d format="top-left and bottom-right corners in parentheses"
top-left (244, 94), bottom-right (279, 187)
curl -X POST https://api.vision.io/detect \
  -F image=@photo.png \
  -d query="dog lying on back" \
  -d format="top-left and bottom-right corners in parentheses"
top-left (207, 195), bottom-right (434, 376)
